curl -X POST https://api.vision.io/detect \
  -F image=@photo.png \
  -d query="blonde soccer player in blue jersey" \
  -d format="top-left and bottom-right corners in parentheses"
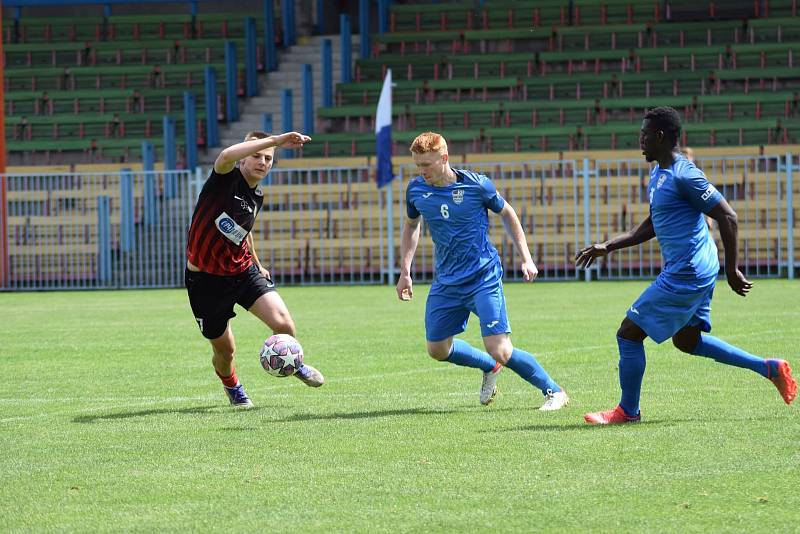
top-left (396, 132), bottom-right (569, 410)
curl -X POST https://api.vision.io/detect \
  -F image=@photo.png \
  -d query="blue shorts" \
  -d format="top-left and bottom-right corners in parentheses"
top-left (627, 273), bottom-right (715, 344)
top-left (425, 263), bottom-right (510, 342)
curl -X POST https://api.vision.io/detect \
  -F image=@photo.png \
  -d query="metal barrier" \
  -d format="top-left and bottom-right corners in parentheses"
top-left (253, 165), bottom-right (388, 285)
top-left (0, 154), bottom-right (796, 291)
top-left (395, 154), bottom-right (797, 283)
top-left (1, 168), bottom-right (196, 290)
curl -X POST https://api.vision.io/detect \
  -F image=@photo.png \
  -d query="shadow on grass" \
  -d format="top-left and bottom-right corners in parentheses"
top-left (276, 407), bottom-right (461, 422)
top-left (72, 404), bottom-right (229, 423)
top-left (491, 419), bottom-right (682, 433)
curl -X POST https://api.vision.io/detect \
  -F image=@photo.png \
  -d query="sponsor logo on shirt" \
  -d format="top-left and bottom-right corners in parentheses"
top-left (701, 184), bottom-right (718, 202)
top-left (215, 212), bottom-right (248, 245)
top-left (452, 189), bottom-right (464, 205)
top-left (422, 192), bottom-right (433, 198)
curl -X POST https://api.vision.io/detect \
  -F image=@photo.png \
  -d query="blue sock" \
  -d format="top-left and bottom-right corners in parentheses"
top-left (691, 334), bottom-right (768, 377)
top-left (505, 348), bottom-right (561, 395)
top-left (445, 339), bottom-right (497, 373)
top-left (617, 336), bottom-right (646, 417)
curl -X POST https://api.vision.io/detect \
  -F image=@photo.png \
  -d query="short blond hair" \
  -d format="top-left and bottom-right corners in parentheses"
top-left (410, 132), bottom-right (448, 155)
top-left (244, 130), bottom-right (270, 141)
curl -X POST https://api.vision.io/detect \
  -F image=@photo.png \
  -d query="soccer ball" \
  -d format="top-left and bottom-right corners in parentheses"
top-left (259, 334), bottom-right (304, 377)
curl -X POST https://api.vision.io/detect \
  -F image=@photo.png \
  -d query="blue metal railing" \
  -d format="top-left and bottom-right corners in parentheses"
top-left (0, 156), bottom-right (795, 291)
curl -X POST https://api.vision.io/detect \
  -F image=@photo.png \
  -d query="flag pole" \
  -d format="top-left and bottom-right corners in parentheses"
top-left (386, 175), bottom-right (394, 285)
top-left (375, 68), bottom-right (394, 284)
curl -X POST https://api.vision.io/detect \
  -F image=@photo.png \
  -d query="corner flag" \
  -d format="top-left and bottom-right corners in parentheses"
top-left (375, 69), bottom-right (393, 188)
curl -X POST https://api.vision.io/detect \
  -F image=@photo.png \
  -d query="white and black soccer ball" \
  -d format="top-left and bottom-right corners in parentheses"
top-left (259, 334), bottom-right (304, 377)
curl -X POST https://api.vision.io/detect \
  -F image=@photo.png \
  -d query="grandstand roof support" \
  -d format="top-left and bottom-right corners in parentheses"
top-left (377, 0), bottom-right (390, 34)
top-left (263, 0), bottom-right (278, 71)
top-left (204, 67), bottom-right (219, 148)
top-left (183, 91), bottom-right (198, 171)
top-left (340, 15), bottom-right (352, 84)
top-left (245, 17), bottom-right (259, 98)
top-left (261, 113), bottom-right (273, 135)
top-left (224, 41), bottom-right (239, 123)
top-left (163, 116), bottom-right (177, 171)
top-left (0, 7), bottom-right (8, 287)
top-left (120, 169), bottom-right (135, 253)
top-left (359, 0), bottom-right (370, 59)
top-left (787, 153), bottom-right (796, 280)
top-left (315, 0), bottom-right (325, 35)
top-left (281, 0), bottom-right (296, 47)
top-left (322, 39), bottom-right (333, 108)
top-left (281, 90), bottom-right (294, 159)
top-left (0, 7), bottom-right (6, 176)
top-left (302, 64), bottom-right (315, 135)
top-left (141, 142), bottom-right (155, 172)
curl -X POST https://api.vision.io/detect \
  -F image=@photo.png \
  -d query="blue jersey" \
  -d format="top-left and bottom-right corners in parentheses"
top-left (406, 169), bottom-right (505, 285)
top-left (648, 155), bottom-right (722, 280)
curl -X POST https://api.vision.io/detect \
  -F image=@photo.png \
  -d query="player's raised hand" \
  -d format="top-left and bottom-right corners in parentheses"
top-left (726, 268), bottom-right (753, 297)
top-left (277, 132), bottom-right (311, 148)
top-left (521, 259), bottom-right (538, 282)
top-left (574, 243), bottom-right (609, 269)
top-left (396, 274), bottom-right (413, 301)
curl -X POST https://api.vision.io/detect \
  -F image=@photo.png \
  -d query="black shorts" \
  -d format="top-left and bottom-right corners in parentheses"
top-left (185, 264), bottom-right (277, 339)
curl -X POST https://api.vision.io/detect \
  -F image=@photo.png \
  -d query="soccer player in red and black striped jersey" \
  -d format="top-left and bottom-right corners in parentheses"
top-left (186, 130), bottom-right (324, 408)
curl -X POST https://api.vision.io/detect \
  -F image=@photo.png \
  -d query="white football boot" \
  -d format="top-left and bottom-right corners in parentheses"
top-left (539, 388), bottom-right (569, 411)
top-left (480, 364), bottom-right (502, 405)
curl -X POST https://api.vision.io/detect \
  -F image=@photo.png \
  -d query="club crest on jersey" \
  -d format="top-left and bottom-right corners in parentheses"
top-left (656, 174), bottom-right (667, 189)
top-left (215, 212), bottom-right (248, 245)
top-left (451, 189), bottom-right (464, 205)
top-left (254, 186), bottom-right (264, 197)
top-left (234, 195), bottom-right (253, 213)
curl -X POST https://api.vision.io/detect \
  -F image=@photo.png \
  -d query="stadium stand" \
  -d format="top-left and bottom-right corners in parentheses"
top-left (2, 0), bottom-right (799, 288)
top-left (304, 0), bottom-right (800, 157)
top-left (3, 8), bottom-right (260, 166)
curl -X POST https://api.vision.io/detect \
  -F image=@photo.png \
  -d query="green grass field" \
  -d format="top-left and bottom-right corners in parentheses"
top-left (1, 280), bottom-right (799, 532)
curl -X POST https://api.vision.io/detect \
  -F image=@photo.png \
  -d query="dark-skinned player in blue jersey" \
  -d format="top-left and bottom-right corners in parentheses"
top-left (575, 107), bottom-right (797, 425)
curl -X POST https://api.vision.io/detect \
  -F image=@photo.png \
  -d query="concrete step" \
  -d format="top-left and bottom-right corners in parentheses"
top-left (205, 33), bottom-right (362, 163)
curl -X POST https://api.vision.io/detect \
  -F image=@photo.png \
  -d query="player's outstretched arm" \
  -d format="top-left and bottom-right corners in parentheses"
top-left (707, 199), bottom-right (753, 296)
top-left (499, 203), bottom-right (537, 281)
top-left (397, 217), bottom-right (421, 301)
top-left (575, 216), bottom-right (655, 269)
top-left (213, 132), bottom-right (311, 174)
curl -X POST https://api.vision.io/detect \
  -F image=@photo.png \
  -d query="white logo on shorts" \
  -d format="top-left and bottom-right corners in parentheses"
top-left (629, 306), bottom-right (640, 315)
top-left (195, 317), bottom-right (204, 331)
top-left (486, 320), bottom-right (499, 328)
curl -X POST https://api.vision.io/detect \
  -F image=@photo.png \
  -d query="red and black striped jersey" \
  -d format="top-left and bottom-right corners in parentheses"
top-left (186, 167), bottom-right (264, 275)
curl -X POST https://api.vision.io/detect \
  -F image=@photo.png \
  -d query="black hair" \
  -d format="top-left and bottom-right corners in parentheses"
top-left (644, 106), bottom-right (682, 147)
